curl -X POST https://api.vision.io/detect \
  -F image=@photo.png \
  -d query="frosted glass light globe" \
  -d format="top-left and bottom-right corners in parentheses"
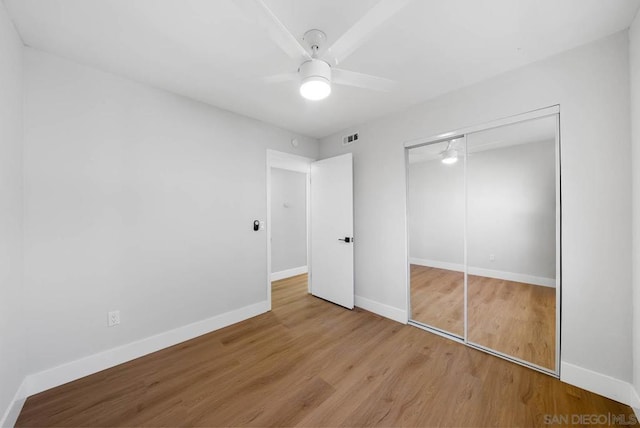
top-left (300, 77), bottom-right (331, 100)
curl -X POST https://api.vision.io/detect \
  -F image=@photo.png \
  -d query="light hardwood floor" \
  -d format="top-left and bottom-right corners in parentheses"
top-left (410, 265), bottom-right (556, 370)
top-left (468, 274), bottom-right (556, 370)
top-left (17, 274), bottom-right (634, 427)
top-left (410, 265), bottom-right (464, 336)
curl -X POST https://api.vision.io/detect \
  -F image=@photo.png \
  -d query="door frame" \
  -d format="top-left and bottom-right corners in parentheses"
top-left (266, 150), bottom-right (313, 310)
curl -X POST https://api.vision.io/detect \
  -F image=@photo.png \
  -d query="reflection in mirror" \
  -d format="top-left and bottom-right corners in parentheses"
top-left (466, 116), bottom-right (557, 370)
top-left (408, 139), bottom-right (465, 337)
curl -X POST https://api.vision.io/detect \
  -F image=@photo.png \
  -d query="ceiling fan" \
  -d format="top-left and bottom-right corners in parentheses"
top-left (238, 0), bottom-right (412, 100)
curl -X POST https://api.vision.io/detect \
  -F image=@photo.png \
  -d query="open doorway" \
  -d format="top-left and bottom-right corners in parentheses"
top-left (270, 168), bottom-right (307, 281)
top-left (266, 150), bottom-right (312, 310)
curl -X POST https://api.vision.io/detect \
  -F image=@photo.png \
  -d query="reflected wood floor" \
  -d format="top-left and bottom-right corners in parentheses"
top-left (468, 274), bottom-right (556, 370)
top-left (18, 274), bottom-right (634, 427)
top-left (410, 265), bottom-right (464, 336)
top-left (410, 265), bottom-right (555, 370)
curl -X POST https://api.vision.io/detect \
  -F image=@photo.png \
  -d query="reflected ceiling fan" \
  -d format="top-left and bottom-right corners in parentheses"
top-left (238, 0), bottom-right (412, 100)
top-left (441, 139), bottom-right (462, 164)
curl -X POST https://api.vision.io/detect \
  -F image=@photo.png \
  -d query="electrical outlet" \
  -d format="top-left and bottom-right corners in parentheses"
top-left (489, 254), bottom-right (495, 262)
top-left (108, 310), bottom-right (120, 327)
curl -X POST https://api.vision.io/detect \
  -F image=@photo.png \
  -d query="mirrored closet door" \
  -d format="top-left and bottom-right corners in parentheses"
top-left (407, 107), bottom-right (560, 375)
top-left (407, 139), bottom-right (465, 337)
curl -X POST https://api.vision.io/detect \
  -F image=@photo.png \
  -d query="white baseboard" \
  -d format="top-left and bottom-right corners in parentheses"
top-left (0, 379), bottom-right (28, 428)
top-left (271, 266), bottom-right (307, 281)
top-left (469, 267), bottom-right (556, 288)
top-left (632, 387), bottom-right (640, 421)
top-left (561, 361), bottom-right (640, 407)
top-left (410, 258), bottom-right (464, 273)
top-left (409, 258), bottom-right (556, 288)
top-left (355, 295), bottom-right (407, 324)
top-left (5, 300), bottom-right (268, 417)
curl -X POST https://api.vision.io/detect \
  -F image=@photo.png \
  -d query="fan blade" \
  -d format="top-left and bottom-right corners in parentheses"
top-left (332, 68), bottom-right (396, 92)
top-left (326, 0), bottom-right (412, 65)
top-left (236, 0), bottom-right (311, 61)
top-left (262, 72), bottom-right (299, 84)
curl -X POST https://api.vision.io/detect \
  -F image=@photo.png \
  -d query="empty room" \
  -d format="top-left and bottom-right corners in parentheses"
top-left (2, 0), bottom-right (640, 426)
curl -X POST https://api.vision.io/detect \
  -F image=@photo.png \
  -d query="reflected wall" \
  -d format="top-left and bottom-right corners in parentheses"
top-left (408, 139), bottom-right (465, 337)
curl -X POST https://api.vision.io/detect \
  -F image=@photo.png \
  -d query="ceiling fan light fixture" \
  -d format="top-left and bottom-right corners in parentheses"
top-left (441, 148), bottom-right (458, 164)
top-left (300, 77), bottom-right (331, 100)
top-left (299, 59), bottom-right (331, 101)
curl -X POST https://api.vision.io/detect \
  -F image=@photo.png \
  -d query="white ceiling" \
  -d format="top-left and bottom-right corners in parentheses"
top-left (4, 0), bottom-right (640, 139)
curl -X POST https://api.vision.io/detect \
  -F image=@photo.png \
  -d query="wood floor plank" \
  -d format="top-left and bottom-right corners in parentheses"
top-left (410, 265), bottom-right (464, 336)
top-left (410, 265), bottom-right (556, 369)
top-left (16, 273), bottom-right (635, 427)
top-left (467, 273), bottom-right (556, 370)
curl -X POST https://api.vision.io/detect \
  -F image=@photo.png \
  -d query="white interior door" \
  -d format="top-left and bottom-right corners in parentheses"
top-left (310, 153), bottom-right (354, 309)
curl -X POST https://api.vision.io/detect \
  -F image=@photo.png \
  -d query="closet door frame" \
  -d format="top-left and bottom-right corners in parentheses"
top-left (404, 105), bottom-right (561, 378)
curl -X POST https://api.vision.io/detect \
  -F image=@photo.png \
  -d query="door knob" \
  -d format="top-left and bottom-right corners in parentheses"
top-left (338, 237), bottom-right (353, 243)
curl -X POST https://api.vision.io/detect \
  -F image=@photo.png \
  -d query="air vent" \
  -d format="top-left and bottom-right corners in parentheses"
top-left (342, 132), bottom-right (359, 145)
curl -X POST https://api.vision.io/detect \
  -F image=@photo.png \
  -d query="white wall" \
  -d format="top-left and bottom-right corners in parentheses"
top-left (409, 140), bottom-right (556, 282)
top-left (22, 48), bottom-right (318, 375)
top-left (270, 168), bottom-right (307, 274)
top-left (467, 140), bottom-right (556, 279)
top-left (320, 32), bottom-right (632, 388)
top-left (630, 10), bottom-right (640, 403)
top-left (0, 2), bottom-right (26, 426)
top-left (408, 158), bottom-right (464, 265)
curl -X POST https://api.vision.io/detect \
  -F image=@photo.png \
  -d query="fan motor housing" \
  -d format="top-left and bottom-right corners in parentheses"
top-left (299, 59), bottom-right (331, 83)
